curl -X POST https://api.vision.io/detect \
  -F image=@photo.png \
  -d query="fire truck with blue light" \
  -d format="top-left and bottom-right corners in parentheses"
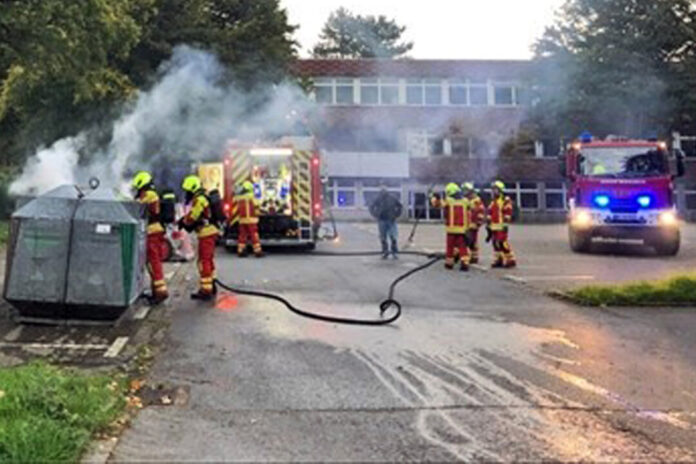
top-left (198, 135), bottom-right (324, 251)
top-left (562, 132), bottom-right (686, 255)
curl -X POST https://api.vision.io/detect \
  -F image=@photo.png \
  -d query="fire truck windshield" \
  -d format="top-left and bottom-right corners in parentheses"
top-left (577, 146), bottom-right (668, 178)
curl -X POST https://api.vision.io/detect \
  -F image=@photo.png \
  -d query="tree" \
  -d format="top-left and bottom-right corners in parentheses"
top-left (124, 0), bottom-right (297, 89)
top-left (0, 0), bottom-right (148, 164)
top-left (530, 0), bottom-right (696, 139)
top-left (312, 8), bottom-right (413, 59)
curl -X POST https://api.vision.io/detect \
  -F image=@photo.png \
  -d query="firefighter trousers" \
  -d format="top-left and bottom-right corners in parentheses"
top-left (238, 224), bottom-right (262, 255)
top-left (198, 235), bottom-right (217, 295)
top-left (492, 230), bottom-right (516, 266)
top-left (468, 228), bottom-right (480, 263)
top-left (445, 233), bottom-right (470, 269)
top-left (146, 232), bottom-right (168, 298)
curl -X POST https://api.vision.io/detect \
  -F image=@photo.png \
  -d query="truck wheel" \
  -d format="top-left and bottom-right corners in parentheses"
top-left (304, 242), bottom-right (316, 251)
top-left (653, 232), bottom-right (680, 256)
top-left (569, 227), bottom-right (591, 253)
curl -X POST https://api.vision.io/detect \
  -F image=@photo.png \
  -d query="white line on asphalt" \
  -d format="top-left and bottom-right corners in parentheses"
top-left (523, 275), bottom-right (595, 281)
top-left (132, 306), bottom-right (151, 320)
top-left (0, 342), bottom-right (110, 350)
top-left (103, 337), bottom-right (129, 358)
top-left (470, 264), bottom-right (487, 272)
top-left (503, 275), bottom-right (527, 284)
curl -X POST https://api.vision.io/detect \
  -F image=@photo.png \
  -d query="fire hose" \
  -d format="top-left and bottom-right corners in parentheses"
top-left (214, 250), bottom-right (443, 326)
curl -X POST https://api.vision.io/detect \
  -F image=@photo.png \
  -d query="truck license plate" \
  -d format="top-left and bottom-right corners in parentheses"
top-left (612, 214), bottom-right (636, 221)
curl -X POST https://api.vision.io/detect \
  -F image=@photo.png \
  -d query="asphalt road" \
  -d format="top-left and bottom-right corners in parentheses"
top-left (406, 222), bottom-right (696, 290)
top-left (112, 223), bottom-right (696, 462)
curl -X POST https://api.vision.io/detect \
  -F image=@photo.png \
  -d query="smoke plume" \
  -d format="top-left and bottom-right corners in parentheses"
top-left (10, 45), bottom-right (312, 195)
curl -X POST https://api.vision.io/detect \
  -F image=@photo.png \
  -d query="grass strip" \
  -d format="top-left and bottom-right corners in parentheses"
top-left (0, 362), bottom-right (126, 462)
top-left (564, 274), bottom-right (696, 307)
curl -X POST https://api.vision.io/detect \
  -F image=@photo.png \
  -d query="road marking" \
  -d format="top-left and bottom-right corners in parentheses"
top-left (470, 264), bottom-right (487, 272)
top-left (103, 337), bottom-right (129, 358)
top-left (523, 275), bottom-right (595, 282)
top-left (504, 275), bottom-right (526, 284)
top-left (0, 342), bottom-right (109, 350)
top-left (132, 305), bottom-right (151, 320)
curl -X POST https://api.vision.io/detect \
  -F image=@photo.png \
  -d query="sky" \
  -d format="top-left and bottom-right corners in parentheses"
top-left (281, 0), bottom-right (565, 60)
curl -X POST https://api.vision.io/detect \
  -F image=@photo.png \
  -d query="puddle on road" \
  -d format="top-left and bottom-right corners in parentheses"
top-left (254, 300), bottom-right (695, 461)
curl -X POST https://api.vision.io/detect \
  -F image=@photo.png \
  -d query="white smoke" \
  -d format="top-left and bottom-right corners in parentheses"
top-left (10, 45), bottom-right (312, 195)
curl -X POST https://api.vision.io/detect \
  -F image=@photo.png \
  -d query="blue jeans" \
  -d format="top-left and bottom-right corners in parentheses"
top-left (378, 220), bottom-right (399, 255)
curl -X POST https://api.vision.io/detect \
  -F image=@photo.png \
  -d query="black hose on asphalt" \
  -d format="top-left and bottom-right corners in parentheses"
top-left (214, 250), bottom-right (444, 326)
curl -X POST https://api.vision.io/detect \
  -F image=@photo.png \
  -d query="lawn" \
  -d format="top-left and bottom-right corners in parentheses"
top-left (565, 274), bottom-right (696, 307)
top-left (0, 362), bottom-right (127, 462)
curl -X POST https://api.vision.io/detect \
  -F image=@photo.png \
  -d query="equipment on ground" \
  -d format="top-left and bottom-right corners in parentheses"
top-left (561, 134), bottom-right (685, 255)
top-left (199, 136), bottom-right (323, 250)
top-left (4, 184), bottom-right (145, 321)
top-left (214, 250), bottom-right (443, 326)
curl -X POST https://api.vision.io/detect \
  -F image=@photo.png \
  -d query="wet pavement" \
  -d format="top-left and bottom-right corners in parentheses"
top-left (404, 222), bottom-right (696, 291)
top-left (112, 223), bottom-right (696, 462)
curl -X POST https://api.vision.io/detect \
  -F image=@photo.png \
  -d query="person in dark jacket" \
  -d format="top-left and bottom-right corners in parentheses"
top-left (369, 186), bottom-right (403, 259)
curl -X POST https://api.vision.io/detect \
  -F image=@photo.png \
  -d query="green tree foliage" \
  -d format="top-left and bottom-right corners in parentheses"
top-left (312, 8), bottom-right (413, 59)
top-left (531, 0), bottom-right (696, 139)
top-left (0, 0), bottom-right (297, 165)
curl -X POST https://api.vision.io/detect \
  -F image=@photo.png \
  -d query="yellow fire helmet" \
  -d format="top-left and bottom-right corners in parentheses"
top-left (132, 171), bottom-right (152, 190)
top-left (181, 175), bottom-right (202, 193)
top-left (445, 183), bottom-right (461, 197)
top-left (491, 180), bottom-right (506, 192)
top-left (242, 180), bottom-right (254, 193)
top-left (461, 182), bottom-right (475, 193)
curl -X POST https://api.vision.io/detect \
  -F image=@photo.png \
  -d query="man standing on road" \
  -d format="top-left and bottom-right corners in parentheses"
top-left (462, 182), bottom-right (486, 265)
top-left (369, 185), bottom-right (403, 259)
top-left (431, 183), bottom-right (471, 271)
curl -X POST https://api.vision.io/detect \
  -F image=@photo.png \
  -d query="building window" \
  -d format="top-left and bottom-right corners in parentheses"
top-left (545, 182), bottom-right (567, 210)
top-left (494, 85), bottom-right (515, 106)
top-left (449, 80), bottom-right (468, 105)
top-left (380, 78), bottom-right (400, 105)
top-left (424, 79), bottom-right (442, 105)
top-left (337, 191), bottom-right (356, 207)
top-left (450, 136), bottom-right (471, 157)
top-left (469, 84), bottom-right (488, 106)
top-left (685, 185), bottom-right (696, 210)
top-left (360, 78), bottom-right (379, 105)
top-left (335, 78), bottom-right (354, 104)
top-left (314, 78), bottom-right (334, 104)
top-left (518, 182), bottom-right (539, 210)
top-left (428, 134), bottom-right (446, 156)
top-left (406, 79), bottom-right (424, 105)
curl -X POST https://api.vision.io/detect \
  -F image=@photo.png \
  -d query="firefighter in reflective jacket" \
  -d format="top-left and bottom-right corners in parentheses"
top-left (235, 181), bottom-right (263, 258)
top-left (487, 180), bottom-right (517, 268)
top-left (180, 175), bottom-right (219, 300)
top-left (431, 183), bottom-right (471, 271)
top-left (132, 171), bottom-right (169, 305)
top-left (462, 182), bottom-right (486, 264)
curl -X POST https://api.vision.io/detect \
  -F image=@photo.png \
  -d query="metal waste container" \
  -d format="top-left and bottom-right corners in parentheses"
top-left (4, 185), bottom-right (145, 321)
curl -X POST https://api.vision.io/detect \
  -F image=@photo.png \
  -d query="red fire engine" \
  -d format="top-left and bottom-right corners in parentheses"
top-left (561, 133), bottom-right (685, 255)
top-left (198, 135), bottom-right (324, 250)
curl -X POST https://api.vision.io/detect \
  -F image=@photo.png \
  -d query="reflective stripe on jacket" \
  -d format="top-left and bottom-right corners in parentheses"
top-left (138, 189), bottom-right (164, 235)
top-left (468, 196), bottom-right (486, 230)
top-left (432, 196), bottom-right (469, 234)
top-left (184, 192), bottom-right (219, 238)
top-left (488, 196), bottom-right (513, 231)
top-left (235, 193), bottom-right (259, 225)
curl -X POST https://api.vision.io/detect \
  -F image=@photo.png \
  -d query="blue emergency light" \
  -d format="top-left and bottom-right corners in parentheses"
top-left (579, 131), bottom-right (593, 143)
top-left (594, 194), bottom-right (610, 208)
top-left (253, 184), bottom-right (262, 199)
top-left (637, 195), bottom-right (652, 208)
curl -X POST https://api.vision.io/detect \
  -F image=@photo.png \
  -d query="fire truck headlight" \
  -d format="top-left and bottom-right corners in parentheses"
top-left (573, 210), bottom-right (592, 227)
top-left (637, 195), bottom-right (651, 208)
top-left (593, 195), bottom-right (610, 208)
top-left (659, 211), bottom-right (678, 227)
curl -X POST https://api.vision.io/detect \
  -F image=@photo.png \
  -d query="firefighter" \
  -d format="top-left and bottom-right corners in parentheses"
top-left (132, 171), bottom-right (169, 305)
top-left (487, 180), bottom-right (516, 268)
top-left (235, 181), bottom-right (263, 258)
top-left (430, 183), bottom-right (471, 271)
top-left (462, 182), bottom-right (485, 264)
top-left (179, 175), bottom-right (219, 300)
